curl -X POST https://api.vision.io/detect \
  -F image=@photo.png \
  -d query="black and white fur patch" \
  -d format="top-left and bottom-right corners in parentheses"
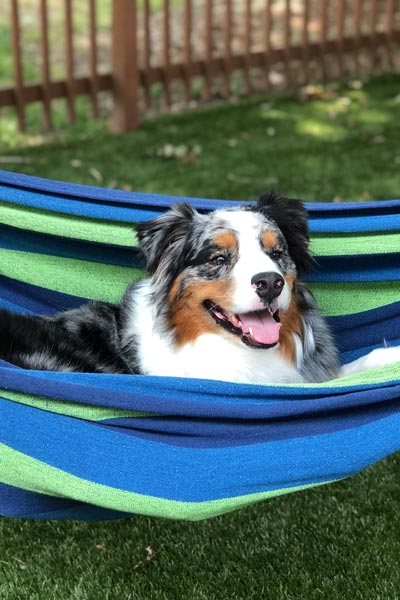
top-left (1, 192), bottom-right (399, 384)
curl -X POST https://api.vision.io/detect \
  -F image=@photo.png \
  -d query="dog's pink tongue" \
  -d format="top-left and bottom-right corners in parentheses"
top-left (239, 311), bottom-right (281, 345)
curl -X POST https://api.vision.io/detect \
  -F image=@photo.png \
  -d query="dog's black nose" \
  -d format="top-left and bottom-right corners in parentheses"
top-left (251, 272), bottom-right (285, 302)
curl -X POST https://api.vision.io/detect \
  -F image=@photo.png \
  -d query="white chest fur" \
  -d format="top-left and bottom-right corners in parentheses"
top-left (124, 283), bottom-right (303, 385)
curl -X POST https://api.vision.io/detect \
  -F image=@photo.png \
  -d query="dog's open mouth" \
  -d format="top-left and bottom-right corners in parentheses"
top-left (205, 301), bottom-right (281, 349)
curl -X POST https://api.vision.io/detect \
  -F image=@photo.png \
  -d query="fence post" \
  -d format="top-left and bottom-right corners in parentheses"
top-left (110, 0), bottom-right (139, 132)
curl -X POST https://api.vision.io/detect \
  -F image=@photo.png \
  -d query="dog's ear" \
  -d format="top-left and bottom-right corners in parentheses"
top-left (256, 191), bottom-right (314, 275)
top-left (135, 202), bottom-right (197, 273)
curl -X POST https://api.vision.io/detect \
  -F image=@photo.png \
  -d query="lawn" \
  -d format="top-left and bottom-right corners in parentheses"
top-left (0, 73), bottom-right (400, 600)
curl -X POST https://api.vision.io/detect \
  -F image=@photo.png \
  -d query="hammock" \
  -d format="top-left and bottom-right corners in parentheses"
top-left (0, 169), bottom-right (399, 522)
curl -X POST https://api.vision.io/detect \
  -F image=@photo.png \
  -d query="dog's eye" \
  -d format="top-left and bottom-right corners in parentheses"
top-left (209, 255), bottom-right (228, 266)
top-left (270, 249), bottom-right (282, 261)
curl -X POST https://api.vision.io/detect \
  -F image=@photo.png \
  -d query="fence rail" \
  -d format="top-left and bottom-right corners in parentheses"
top-left (1, 0), bottom-right (400, 133)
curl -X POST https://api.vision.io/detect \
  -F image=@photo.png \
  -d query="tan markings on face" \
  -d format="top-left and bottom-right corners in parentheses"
top-left (284, 273), bottom-right (296, 292)
top-left (261, 230), bottom-right (278, 251)
top-left (169, 279), bottom-right (235, 346)
top-left (278, 275), bottom-right (302, 364)
top-left (213, 230), bottom-right (238, 251)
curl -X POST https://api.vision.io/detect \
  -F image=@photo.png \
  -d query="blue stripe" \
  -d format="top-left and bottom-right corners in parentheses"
top-left (2, 398), bottom-right (400, 502)
top-left (0, 170), bottom-right (238, 211)
top-left (1, 170), bottom-right (400, 231)
top-left (1, 168), bottom-right (399, 212)
top-left (309, 215), bottom-right (400, 232)
top-left (0, 184), bottom-right (162, 223)
top-left (3, 183), bottom-right (400, 232)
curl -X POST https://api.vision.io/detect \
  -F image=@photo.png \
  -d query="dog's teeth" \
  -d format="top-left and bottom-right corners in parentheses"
top-left (249, 327), bottom-right (253, 337)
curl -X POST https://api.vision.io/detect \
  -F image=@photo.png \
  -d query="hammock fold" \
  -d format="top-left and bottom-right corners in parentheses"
top-left (0, 169), bottom-right (399, 521)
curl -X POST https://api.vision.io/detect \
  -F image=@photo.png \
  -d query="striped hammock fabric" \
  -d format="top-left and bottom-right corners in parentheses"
top-left (0, 169), bottom-right (399, 521)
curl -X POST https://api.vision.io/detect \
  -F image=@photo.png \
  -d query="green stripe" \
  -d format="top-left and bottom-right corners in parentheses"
top-left (256, 362), bottom-right (400, 389)
top-left (0, 201), bottom-right (137, 247)
top-left (2, 248), bottom-right (399, 314)
top-left (0, 443), bottom-right (336, 520)
top-left (0, 248), bottom-right (144, 302)
top-left (1, 200), bottom-right (399, 257)
top-left (0, 391), bottom-right (150, 421)
top-left (310, 232), bottom-right (400, 256)
top-left (309, 281), bottom-right (400, 316)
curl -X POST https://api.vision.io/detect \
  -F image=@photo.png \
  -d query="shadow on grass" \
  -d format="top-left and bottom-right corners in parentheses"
top-left (1, 73), bottom-right (400, 203)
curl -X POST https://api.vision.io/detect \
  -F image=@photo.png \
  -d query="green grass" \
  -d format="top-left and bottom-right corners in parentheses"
top-left (1, 74), bottom-right (400, 202)
top-left (1, 73), bottom-right (400, 599)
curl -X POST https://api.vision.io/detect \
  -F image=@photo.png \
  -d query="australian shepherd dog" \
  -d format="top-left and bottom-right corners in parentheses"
top-left (1, 192), bottom-right (399, 384)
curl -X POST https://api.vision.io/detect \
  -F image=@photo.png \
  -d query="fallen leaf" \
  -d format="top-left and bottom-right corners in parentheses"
top-left (133, 546), bottom-right (155, 571)
top-left (348, 80), bottom-right (363, 90)
top-left (89, 167), bottom-right (103, 183)
top-left (13, 557), bottom-right (27, 570)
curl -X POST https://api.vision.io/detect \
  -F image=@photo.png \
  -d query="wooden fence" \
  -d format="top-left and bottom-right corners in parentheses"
top-left (1, 0), bottom-right (400, 133)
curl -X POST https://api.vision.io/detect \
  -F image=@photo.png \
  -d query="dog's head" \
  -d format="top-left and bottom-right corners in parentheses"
top-left (135, 191), bottom-right (312, 349)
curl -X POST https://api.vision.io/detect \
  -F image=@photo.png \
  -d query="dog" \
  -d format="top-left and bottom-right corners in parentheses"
top-left (0, 192), bottom-right (399, 384)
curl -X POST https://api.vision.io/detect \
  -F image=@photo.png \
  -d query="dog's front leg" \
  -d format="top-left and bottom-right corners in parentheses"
top-left (339, 346), bottom-right (400, 378)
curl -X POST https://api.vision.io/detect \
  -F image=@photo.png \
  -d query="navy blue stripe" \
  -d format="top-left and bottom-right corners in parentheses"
top-left (309, 255), bottom-right (400, 282)
top-left (0, 223), bottom-right (144, 269)
top-left (340, 338), bottom-right (400, 364)
top-left (0, 275), bottom-right (87, 314)
top-left (99, 386), bottom-right (400, 447)
top-left (328, 306), bottom-right (400, 353)
top-left (0, 483), bottom-right (129, 520)
top-left (329, 302), bottom-right (400, 331)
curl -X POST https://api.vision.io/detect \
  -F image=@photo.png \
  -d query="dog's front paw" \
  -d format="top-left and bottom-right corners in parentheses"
top-left (363, 346), bottom-right (400, 370)
top-left (340, 345), bottom-right (400, 378)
